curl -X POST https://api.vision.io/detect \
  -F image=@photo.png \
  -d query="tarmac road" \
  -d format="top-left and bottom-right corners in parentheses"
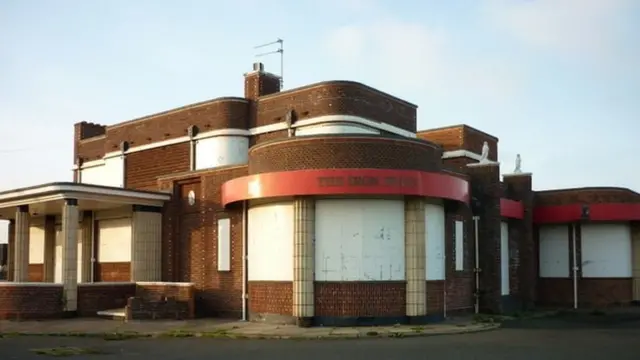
top-left (1, 318), bottom-right (639, 360)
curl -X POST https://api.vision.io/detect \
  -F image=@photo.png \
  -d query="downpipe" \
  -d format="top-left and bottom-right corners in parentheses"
top-left (90, 211), bottom-right (95, 283)
top-left (473, 216), bottom-right (481, 314)
top-left (572, 223), bottom-right (579, 309)
top-left (241, 200), bottom-right (248, 321)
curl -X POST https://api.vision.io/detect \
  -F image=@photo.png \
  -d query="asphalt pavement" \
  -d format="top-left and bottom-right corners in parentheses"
top-left (1, 317), bottom-right (639, 360)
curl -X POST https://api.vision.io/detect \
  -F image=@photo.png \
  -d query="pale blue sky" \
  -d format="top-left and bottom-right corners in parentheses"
top-left (1, 0), bottom-right (639, 242)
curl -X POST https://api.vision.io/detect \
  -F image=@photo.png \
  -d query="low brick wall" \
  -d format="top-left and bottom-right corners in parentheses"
top-left (77, 282), bottom-right (136, 316)
top-left (125, 282), bottom-right (195, 320)
top-left (0, 283), bottom-right (64, 320)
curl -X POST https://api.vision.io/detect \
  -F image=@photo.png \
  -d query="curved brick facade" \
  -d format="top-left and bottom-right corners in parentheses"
top-left (248, 135), bottom-right (442, 174)
top-left (255, 81), bottom-right (417, 132)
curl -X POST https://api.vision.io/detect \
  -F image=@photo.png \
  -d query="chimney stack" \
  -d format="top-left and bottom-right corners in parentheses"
top-left (244, 62), bottom-right (281, 100)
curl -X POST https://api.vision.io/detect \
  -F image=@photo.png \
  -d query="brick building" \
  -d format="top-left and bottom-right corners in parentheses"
top-left (0, 62), bottom-right (639, 324)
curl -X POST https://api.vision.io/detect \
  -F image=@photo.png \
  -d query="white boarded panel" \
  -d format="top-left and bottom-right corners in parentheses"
top-left (217, 218), bottom-right (231, 272)
top-left (539, 225), bottom-right (569, 278)
top-left (97, 218), bottom-right (131, 263)
top-left (54, 224), bottom-right (84, 282)
top-left (315, 199), bottom-right (405, 281)
top-left (29, 220), bottom-right (46, 264)
top-left (425, 203), bottom-right (445, 280)
top-left (195, 136), bottom-right (249, 170)
top-left (501, 221), bottom-right (510, 295)
top-left (247, 202), bottom-right (294, 281)
top-left (454, 220), bottom-right (464, 271)
top-left (581, 224), bottom-right (632, 278)
top-left (80, 156), bottom-right (125, 188)
top-left (54, 225), bottom-right (62, 283)
top-left (295, 123), bottom-right (380, 136)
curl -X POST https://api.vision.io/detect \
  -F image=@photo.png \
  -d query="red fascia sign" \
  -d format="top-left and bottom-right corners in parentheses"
top-left (221, 168), bottom-right (470, 206)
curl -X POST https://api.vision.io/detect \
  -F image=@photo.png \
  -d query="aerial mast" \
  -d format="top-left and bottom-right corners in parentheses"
top-left (254, 38), bottom-right (284, 90)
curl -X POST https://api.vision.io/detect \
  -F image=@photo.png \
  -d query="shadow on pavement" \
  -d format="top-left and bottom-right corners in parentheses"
top-left (501, 311), bottom-right (640, 330)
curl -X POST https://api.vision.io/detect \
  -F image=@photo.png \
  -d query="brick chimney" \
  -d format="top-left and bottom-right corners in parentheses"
top-left (244, 62), bottom-right (281, 100)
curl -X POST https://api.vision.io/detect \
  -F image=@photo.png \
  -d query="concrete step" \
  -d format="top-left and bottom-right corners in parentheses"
top-left (97, 308), bottom-right (126, 320)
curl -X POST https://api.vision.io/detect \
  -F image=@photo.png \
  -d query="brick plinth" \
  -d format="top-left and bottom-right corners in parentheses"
top-left (0, 283), bottom-right (64, 320)
top-left (314, 282), bottom-right (406, 326)
top-left (77, 283), bottom-right (136, 316)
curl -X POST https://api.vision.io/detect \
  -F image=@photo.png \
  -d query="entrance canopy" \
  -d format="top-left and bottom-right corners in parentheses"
top-left (0, 182), bottom-right (171, 219)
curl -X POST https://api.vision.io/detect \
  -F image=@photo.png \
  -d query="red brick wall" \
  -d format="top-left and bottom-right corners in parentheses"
top-left (427, 281), bottom-right (445, 314)
top-left (28, 264), bottom-right (43, 282)
top-left (95, 263), bottom-right (130, 282)
top-left (249, 136), bottom-right (442, 174)
top-left (537, 278), bottom-right (573, 306)
top-left (158, 166), bottom-right (248, 318)
top-left (466, 164), bottom-right (503, 313)
top-left (417, 125), bottom-right (498, 161)
top-left (74, 81), bottom-right (417, 168)
top-left (126, 143), bottom-right (190, 191)
top-left (77, 283), bottom-right (136, 316)
top-left (248, 282), bottom-right (292, 318)
top-left (579, 279), bottom-right (632, 307)
top-left (445, 207), bottom-right (475, 312)
top-left (127, 282), bottom-right (195, 320)
top-left (504, 174), bottom-right (536, 309)
top-left (535, 187), bottom-right (640, 206)
top-left (0, 284), bottom-right (63, 320)
top-left (314, 282), bottom-right (405, 318)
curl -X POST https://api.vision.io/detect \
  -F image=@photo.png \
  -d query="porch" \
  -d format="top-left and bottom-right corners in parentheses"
top-left (0, 182), bottom-right (171, 318)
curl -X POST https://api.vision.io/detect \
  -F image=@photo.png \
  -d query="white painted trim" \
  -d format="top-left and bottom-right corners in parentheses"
top-left (291, 115), bottom-right (416, 138)
top-left (86, 115), bottom-right (416, 162)
top-left (78, 282), bottom-right (135, 286)
top-left (503, 172), bottom-right (533, 178)
top-left (442, 150), bottom-right (483, 161)
top-left (0, 282), bottom-right (63, 287)
top-left (136, 281), bottom-right (194, 287)
top-left (467, 161), bottom-right (500, 168)
top-left (0, 184), bottom-right (170, 204)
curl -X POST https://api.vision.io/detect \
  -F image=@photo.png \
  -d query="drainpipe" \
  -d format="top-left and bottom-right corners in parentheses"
top-left (241, 200), bottom-right (248, 321)
top-left (473, 216), bottom-right (480, 314)
top-left (90, 211), bottom-right (96, 283)
top-left (572, 223), bottom-right (579, 309)
top-left (443, 251), bottom-right (447, 319)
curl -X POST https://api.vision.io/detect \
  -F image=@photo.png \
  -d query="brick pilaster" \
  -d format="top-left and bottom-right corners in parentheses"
top-left (467, 162), bottom-right (502, 314)
top-left (293, 197), bottom-right (315, 326)
top-left (61, 199), bottom-right (79, 312)
top-left (14, 205), bottom-right (30, 282)
top-left (503, 172), bottom-right (535, 310)
top-left (405, 197), bottom-right (427, 320)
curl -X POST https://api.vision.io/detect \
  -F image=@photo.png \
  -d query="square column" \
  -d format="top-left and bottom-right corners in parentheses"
top-left (61, 199), bottom-right (79, 312)
top-left (405, 197), bottom-right (427, 321)
top-left (14, 205), bottom-right (30, 282)
top-left (43, 215), bottom-right (56, 282)
top-left (131, 205), bottom-right (163, 282)
top-left (7, 220), bottom-right (15, 281)
top-left (293, 197), bottom-right (315, 327)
